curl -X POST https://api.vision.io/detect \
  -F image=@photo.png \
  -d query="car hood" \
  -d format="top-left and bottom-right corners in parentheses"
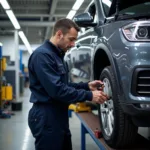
top-left (109, 0), bottom-right (150, 16)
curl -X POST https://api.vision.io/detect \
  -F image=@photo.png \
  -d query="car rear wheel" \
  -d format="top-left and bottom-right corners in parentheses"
top-left (98, 66), bottom-right (138, 148)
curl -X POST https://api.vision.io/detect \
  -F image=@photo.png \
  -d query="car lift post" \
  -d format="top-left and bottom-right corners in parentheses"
top-left (68, 107), bottom-right (107, 150)
top-left (68, 108), bottom-right (150, 150)
top-left (76, 112), bottom-right (106, 150)
top-left (81, 123), bottom-right (87, 150)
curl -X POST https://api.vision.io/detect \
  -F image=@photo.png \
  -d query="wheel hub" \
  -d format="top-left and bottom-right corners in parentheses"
top-left (100, 78), bottom-right (114, 137)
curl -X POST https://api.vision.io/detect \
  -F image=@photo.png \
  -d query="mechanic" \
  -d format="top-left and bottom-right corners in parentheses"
top-left (28, 18), bottom-right (109, 150)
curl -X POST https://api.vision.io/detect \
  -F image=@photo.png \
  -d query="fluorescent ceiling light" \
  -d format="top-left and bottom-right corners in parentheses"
top-left (0, 43), bottom-right (3, 46)
top-left (0, 0), bottom-right (32, 54)
top-left (0, 0), bottom-right (10, 9)
top-left (6, 10), bottom-right (20, 29)
top-left (72, 0), bottom-right (84, 10)
top-left (66, 10), bottom-right (76, 19)
top-left (19, 31), bottom-right (33, 54)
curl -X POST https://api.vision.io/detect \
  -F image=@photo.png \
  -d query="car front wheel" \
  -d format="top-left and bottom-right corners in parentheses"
top-left (98, 66), bottom-right (138, 148)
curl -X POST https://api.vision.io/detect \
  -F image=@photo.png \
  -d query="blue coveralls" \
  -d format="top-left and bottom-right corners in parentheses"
top-left (28, 40), bottom-right (93, 150)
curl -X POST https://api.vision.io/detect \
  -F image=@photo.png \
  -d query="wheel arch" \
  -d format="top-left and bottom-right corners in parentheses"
top-left (93, 44), bottom-right (122, 94)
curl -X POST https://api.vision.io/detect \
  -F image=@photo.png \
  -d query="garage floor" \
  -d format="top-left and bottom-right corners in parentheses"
top-left (0, 88), bottom-right (99, 150)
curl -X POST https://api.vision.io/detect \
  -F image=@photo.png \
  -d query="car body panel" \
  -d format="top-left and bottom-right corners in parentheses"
top-left (64, 0), bottom-right (150, 118)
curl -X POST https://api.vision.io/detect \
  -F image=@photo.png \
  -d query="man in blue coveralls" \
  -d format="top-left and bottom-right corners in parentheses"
top-left (28, 18), bottom-right (109, 150)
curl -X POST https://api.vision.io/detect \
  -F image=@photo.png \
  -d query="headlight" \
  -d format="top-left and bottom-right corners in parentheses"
top-left (122, 21), bottom-right (150, 41)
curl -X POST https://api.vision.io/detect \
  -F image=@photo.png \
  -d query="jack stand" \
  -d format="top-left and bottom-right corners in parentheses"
top-left (69, 102), bottom-right (91, 112)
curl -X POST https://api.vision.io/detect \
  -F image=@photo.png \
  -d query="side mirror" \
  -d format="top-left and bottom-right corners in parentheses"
top-left (74, 12), bottom-right (97, 27)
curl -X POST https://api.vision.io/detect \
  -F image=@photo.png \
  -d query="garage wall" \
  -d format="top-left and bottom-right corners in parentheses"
top-left (21, 44), bottom-right (39, 67)
top-left (22, 51), bottom-right (30, 67)
top-left (0, 33), bottom-right (20, 100)
top-left (0, 35), bottom-right (33, 68)
top-left (0, 35), bottom-right (16, 61)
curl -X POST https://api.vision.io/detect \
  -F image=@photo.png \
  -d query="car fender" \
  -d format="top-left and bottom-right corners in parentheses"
top-left (93, 43), bottom-right (123, 95)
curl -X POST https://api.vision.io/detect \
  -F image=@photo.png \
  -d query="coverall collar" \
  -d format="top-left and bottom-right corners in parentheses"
top-left (45, 40), bottom-right (65, 57)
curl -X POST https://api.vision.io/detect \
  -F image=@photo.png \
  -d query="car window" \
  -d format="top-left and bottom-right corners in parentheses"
top-left (88, 3), bottom-right (96, 21)
top-left (84, 2), bottom-right (97, 30)
top-left (101, 0), bottom-right (112, 16)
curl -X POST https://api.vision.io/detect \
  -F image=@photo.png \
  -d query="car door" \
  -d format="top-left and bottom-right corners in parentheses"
top-left (71, 30), bottom-right (93, 83)
top-left (70, 2), bottom-right (97, 83)
top-left (90, 0), bottom-right (114, 79)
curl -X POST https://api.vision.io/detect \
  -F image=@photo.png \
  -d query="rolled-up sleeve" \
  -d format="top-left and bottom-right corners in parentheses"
top-left (32, 52), bottom-right (92, 104)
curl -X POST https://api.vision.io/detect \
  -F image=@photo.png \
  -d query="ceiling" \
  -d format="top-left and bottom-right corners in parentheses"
top-left (0, 0), bottom-right (91, 47)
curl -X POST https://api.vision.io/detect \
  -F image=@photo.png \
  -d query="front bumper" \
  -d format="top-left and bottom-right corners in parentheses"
top-left (121, 103), bottom-right (150, 126)
top-left (121, 102), bottom-right (150, 116)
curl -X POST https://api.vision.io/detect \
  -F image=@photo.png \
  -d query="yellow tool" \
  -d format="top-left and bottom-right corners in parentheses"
top-left (69, 83), bottom-right (105, 112)
top-left (69, 102), bottom-right (91, 112)
top-left (1, 57), bottom-right (6, 71)
top-left (2, 85), bottom-right (13, 100)
top-left (0, 57), bottom-right (13, 101)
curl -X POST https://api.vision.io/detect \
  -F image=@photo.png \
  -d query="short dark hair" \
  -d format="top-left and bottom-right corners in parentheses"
top-left (52, 18), bottom-right (80, 36)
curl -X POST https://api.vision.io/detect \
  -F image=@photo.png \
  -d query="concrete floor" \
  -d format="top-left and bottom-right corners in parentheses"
top-left (0, 88), bottom-right (99, 150)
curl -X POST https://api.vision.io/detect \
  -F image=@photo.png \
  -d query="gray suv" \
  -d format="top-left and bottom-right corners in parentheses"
top-left (64, 0), bottom-right (150, 148)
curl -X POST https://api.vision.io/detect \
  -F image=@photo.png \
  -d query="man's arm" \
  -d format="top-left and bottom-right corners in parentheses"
top-left (68, 82), bottom-right (90, 91)
top-left (31, 52), bottom-right (93, 104)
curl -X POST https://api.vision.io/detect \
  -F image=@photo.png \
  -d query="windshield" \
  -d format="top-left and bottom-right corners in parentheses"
top-left (119, 1), bottom-right (150, 15)
top-left (105, 0), bottom-right (150, 17)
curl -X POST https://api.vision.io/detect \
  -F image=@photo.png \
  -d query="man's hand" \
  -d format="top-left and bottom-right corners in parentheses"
top-left (92, 90), bottom-right (109, 104)
top-left (88, 80), bottom-right (104, 91)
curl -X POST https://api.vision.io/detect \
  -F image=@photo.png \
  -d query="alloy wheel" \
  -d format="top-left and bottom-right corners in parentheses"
top-left (100, 78), bottom-right (114, 137)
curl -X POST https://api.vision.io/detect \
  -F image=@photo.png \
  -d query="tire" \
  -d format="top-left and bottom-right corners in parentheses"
top-left (97, 66), bottom-right (138, 148)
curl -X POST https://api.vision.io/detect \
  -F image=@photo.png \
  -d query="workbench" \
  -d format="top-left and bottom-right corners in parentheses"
top-left (69, 110), bottom-right (150, 150)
